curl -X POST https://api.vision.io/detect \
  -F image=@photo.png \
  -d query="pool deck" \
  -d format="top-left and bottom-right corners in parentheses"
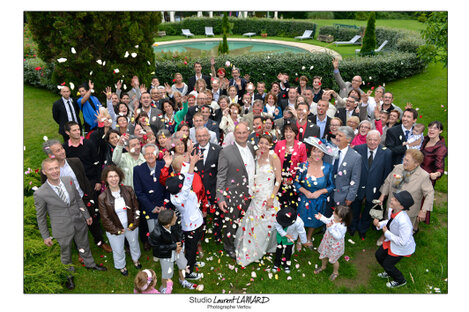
top-left (153, 38), bottom-right (342, 60)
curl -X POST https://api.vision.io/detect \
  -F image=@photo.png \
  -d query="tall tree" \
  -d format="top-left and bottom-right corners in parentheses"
top-left (418, 11), bottom-right (448, 67)
top-left (360, 12), bottom-right (376, 56)
top-left (218, 12), bottom-right (229, 55)
top-left (26, 12), bottom-right (161, 94)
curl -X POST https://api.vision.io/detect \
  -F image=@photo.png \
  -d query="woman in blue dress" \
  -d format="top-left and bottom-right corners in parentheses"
top-left (294, 137), bottom-right (337, 248)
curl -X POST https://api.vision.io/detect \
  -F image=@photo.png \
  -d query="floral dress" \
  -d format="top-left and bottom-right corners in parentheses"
top-left (317, 215), bottom-right (347, 263)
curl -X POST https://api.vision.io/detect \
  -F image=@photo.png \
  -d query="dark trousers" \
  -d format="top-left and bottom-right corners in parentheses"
top-left (350, 198), bottom-right (373, 234)
top-left (274, 244), bottom-right (293, 267)
top-left (138, 215), bottom-right (150, 245)
top-left (184, 225), bottom-right (204, 273)
top-left (375, 246), bottom-right (406, 283)
top-left (84, 192), bottom-right (105, 245)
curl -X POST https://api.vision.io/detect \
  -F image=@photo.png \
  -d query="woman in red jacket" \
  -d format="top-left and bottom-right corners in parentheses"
top-left (420, 121), bottom-right (447, 223)
top-left (274, 121), bottom-right (307, 209)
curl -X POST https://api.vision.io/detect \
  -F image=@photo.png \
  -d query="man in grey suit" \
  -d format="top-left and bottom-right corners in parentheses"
top-left (327, 126), bottom-right (362, 216)
top-left (216, 122), bottom-right (256, 259)
top-left (332, 58), bottom-right (365, 99)
top-left (34, 158), bottom-right (106, 289)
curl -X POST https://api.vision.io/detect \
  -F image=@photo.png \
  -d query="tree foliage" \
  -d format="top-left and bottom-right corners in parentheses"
top-left (418, 11), bottom-right (448, 67)
top-left (26, 12), bottom-right (161, 95)
top-left (218, 12), bottom-right (229, 55)
top-left (360, 12), bottom-right (376, 56)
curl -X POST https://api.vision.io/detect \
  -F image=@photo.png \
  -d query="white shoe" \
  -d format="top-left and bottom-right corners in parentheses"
top-left (180, 279), bottom-right (196, 289)
top-left (386, 280), bottom-right (407, 288)
top-left (185, 272), bottom-right (202, 280)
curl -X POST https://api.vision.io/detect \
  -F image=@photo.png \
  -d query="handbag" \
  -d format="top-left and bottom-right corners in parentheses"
top-left (369, 199), bottom-right (384, 220)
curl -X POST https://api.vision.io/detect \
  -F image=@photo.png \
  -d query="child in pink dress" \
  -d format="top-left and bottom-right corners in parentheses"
top-left (134, 269), bottom-right (173, 294)
top-left (313, 205), bottom-right (352, 281)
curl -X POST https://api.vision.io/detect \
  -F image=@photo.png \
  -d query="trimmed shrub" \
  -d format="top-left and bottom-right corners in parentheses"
top-left (23, 58), bottom-right (55, 91)
top-left (158, 17), bottom-right (317, 38)
top-left (318, 25), bottom-right (364, 41)
top-left (154, 51), bottom-right (425, 92)
top-left (360, 12), bottom-right (377, 56)
top-left (24, 196), bottom-right (69, 293)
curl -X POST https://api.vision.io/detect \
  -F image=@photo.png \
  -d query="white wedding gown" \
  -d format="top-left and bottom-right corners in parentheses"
top-left (234, 161), bottom-right (279, 266)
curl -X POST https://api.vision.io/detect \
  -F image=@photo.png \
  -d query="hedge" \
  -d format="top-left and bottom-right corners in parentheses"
top-left (24, 196), bottom-right (69, 293)
top-left (23, 58), bottom-right (56, 91)
top-left (153, 51), bottom-right (425, 93)
top-left (158, 17), bottom-right (317, 38)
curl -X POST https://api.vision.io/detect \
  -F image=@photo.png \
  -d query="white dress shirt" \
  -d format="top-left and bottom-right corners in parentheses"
top-left (47, 179), bottom-right (70, 205)
top-left (60, 160), bottom-right (84, 198)
top-left (235, 141), bottom-right (255, 195)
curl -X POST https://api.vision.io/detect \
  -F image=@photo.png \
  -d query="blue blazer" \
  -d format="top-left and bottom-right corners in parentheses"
top-left (354, 144), bottom-right (393, 201)
top-left (133, 161), bottom-right (171, 219)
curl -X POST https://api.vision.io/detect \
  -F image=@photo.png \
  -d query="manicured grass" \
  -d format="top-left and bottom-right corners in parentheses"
top-left (308, 19), bottom-right (425, 32)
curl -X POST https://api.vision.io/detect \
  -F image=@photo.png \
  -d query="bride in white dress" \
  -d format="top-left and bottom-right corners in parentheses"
top-left (235, 134), bottom-right (282, 266)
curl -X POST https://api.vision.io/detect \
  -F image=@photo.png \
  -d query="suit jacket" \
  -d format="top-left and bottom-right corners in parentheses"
top-left (187, 74), bottom-right (211, 94)
top-left (185, 105), bottom-right (202, 127)
top-left (34, 176), bottom-right (90, 240)
top-left (376, 209), bottom-right (415, 256)
top-left (216, 142), bottom-right (255, 210)
top-left (254, 93), bottom-right (266, 101)
top-left (308, 114), bottom-right (331, 140)
top-left (133, 161), bottom-right (171, 220)
top-left (147, 107), bottom-right (165, 134)
top-left (334, 107), bottom-right (364, 125)
top-left (193, 143), bottom-right (222, 204)
top-left (52, 97), bottom-right (82, 136)
top-left (385, 124), bottom-right (410, 165)
top-left (278, 98), bottom-right (295, 112)
top-left (228, 77), bottom-right (247, 100)
top-left (332, 147), bottom-right (362, 204)
top-left (380, 165), bottom-right (434, 218)
top-left (205, 119), bottom-right (220, 141)
top-left (296, 120), bottom-right (320, 142)
top-left (333, 70), bottom-right (365, 99)
top-left (354, 144), bottom-right (393, 201)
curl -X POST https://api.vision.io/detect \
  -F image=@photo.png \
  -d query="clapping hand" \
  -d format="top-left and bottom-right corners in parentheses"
top-left (332, 58), bottom-right (339, 70)
top-left (163, 151), bottom-right (173, 168)
top-left (164, 82), bottom-right (172, 95)
top-left (116, 80), bottom-right (122, 90)
top-left (139, 84), bottom-right (147, 94)
top-left (405, 102), bottom-right (413, 109)
top-left (103, 86), bottom-right (112, 100)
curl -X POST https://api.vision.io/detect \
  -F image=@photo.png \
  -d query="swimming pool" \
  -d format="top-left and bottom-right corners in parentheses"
top-left (153, 39), bottom-right (310, 56)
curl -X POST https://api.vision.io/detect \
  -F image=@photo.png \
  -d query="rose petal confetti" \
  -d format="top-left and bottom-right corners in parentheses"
top-left (131, 52), bottom-right (137, 58)
top-left (71, 47), bottom-right (76, 54)
top-left (57, 57), bottom-right (67, 63)
top-left (347, 239), bottom-right (355, 245)
top-left (43, 136), bottom-right (48, 141)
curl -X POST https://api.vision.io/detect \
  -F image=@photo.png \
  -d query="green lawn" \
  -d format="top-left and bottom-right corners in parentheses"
top-left (23, 60), bottom-right (448, 293)
top-left (308, 18), bottom-right (425, 32)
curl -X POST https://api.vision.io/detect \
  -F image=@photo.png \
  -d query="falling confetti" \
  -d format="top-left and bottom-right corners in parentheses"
top-left (57, 57), bottom-right (67, 63)
top-left (71, 47), bottom-right (76, 54)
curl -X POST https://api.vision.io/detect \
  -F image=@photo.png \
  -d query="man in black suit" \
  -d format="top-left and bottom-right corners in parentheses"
top-left (187, 62), bottom-right (211, 93)
top-left (385, 108), bottom-right (417, 165)
top-left (350, 130), bottom-right (393, 239)
top-left (186, 92), bottom-right (210, 128)
top-left (295, 102), bottom-right (320, 142)
top-left (335, 97), bottom-right (362, 125)
top-left (193, 127), bottom-right (223, 241)
top-left (308, 99), bottom-right (331, 140)
top-left (228, 67), bottom-right (247, 102)
top-left (201, 105), bottom-right (220, 141)
top-left (43, 139), bottom-right (112, 253)
top-left (52, 86), bottom-right (82, 142)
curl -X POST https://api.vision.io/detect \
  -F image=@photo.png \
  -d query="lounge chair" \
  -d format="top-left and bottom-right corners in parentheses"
top-left (334, 35), bottom-right (361, 46)
top-left (355, 40), bottom-right (389, 55)
top-left (205, 27), bottom-right (214, 37)
top-left (295, 30), bottom-right (313, 40)
top-left (181, 29), bottom-right (194, 38)
top-left (242, 32), bottom-right (256, 37)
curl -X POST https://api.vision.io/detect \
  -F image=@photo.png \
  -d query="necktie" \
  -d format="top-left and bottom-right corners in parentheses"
top-left (368, 150), bottom-right (374, 168)
top-left (333, 150), bottom-right (341, 175)
top-left (67, 100), bottom-right (77, 122)
top-left (56, 186), bottom-right (69, 205)
top-left (405, 130), bottom-right (410, 141)
top-left (200, 148), bottom-right (206, 165)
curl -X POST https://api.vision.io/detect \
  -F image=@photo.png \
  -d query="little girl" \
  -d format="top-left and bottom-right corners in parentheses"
top-left (134, 269), bottom-right (173, 294)
top-left (313, 205), bottom-right (352, 281)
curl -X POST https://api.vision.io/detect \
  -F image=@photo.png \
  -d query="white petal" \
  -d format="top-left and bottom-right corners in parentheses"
top-left (79, 248), bottom-right (85, 253)
top-left (114, 68), bottom-right (120, 73)
top-left (96, 59), bottom-right (102, 65)
top-left (123, 84), bottom-right (127, 90)
top-left (57, 57), bottom-right (67, 63)
top-left (147, 61), bottom-right (151, 65)
top-left (71, 47), bottom-right (76, 54)
top-left (102, 61), bottom-right (106, 66)
top-left (69, 82), bottom-right (75, 90)
top-left (43, 136), bottom-right (48, 141)
top-left (90, 71), bottom-right (93, 76)
top-left (124, 51), bottom-right (129, 58)
top-left (135, 45), bottom-right (139, 48)
top-left (302, 66), bottom-right (305, 70)
top-left (131, 52), bottom-right (137, 58)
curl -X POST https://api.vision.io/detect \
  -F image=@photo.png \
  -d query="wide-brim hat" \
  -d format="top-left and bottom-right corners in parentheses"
top-left (303, 136), bottom-right (338, 157)
top-left (392, 190), bottom-right (415, 210)
top-left (166, 174), bottom-right (185, 195)
top-left (276, 206), bottom-right (298, 228)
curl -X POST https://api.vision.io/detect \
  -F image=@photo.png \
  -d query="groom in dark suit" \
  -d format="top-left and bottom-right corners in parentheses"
top-left (34, 158), bottom-right (106, 289)
top-left (385, 108), bottom-right (418, 165)
top-left (193, 127), bottom-right (223, 241)
top-left (216, 122), bottom-right (256, 258)
top-left (52, 86), bottom-right (82, 142)
top-left (351, 130), bottom-right (393, 239)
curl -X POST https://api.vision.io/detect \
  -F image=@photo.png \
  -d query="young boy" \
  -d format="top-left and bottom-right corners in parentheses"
top-left (403, 123), bottom-right (425, 150)
top-left (165, 152), bottom-right (206, 281)
top-left (148, 208), bottom-right (196, 290)
top-left (273, 206), bottom-right (312, 273)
